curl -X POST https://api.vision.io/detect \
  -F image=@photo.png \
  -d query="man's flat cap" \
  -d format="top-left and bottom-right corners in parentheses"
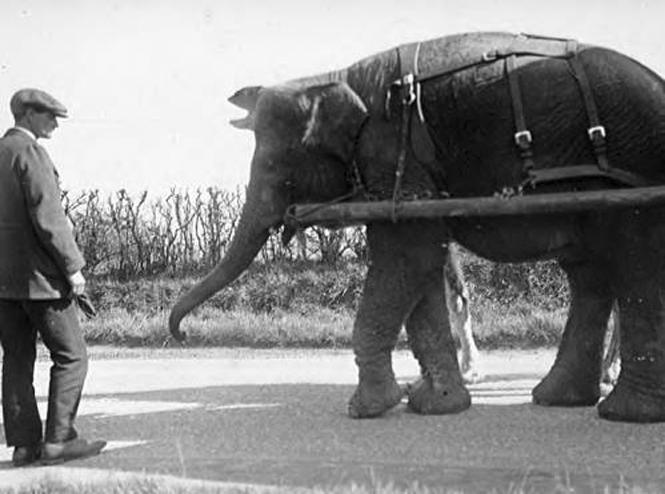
top-left (10, 88), bottom-right (68, 118)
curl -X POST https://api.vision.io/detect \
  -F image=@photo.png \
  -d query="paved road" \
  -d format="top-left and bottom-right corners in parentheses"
top-left (1, 348), bottom-right (664, 492)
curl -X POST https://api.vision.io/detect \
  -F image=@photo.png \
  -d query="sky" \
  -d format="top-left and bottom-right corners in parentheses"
top-left (1, 0), bottom-right (664, 195)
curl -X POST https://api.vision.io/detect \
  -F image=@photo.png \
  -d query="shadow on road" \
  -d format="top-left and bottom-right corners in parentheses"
top-left (3, 382), bottom-right (662, 492)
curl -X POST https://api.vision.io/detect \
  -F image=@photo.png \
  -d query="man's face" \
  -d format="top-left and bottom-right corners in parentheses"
top-left (25, 107), bottom-right (59, 139)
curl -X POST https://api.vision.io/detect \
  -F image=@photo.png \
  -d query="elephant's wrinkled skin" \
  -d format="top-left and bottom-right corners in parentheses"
top-left (170, 32), bottom-right (665, 422)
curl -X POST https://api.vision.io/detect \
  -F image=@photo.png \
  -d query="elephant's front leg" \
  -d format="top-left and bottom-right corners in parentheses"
top-left (405, 274), bottom-right (471, 414)
top-left (532, 260), bottom-right (613, 406)
top-left (348, 222), bottom-right (452, 418)
top-left (347, 260), bottom-right (408, 419)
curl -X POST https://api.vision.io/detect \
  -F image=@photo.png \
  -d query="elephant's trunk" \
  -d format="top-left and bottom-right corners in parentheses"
top-left (168, 182), bottom-right (280, 340)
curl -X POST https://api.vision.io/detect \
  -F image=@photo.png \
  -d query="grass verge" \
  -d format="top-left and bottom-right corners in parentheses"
top-left (80, 303), bottom-right (566, 350)
top-left (77, 256), bottom-right (572, 350)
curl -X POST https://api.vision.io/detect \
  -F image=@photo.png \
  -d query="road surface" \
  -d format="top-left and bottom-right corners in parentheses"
top-left (1, 348), bottom-right (664, 492)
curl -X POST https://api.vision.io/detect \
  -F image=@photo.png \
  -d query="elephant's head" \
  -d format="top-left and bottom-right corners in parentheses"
top-left (168, 81), bottom-right (368, 340)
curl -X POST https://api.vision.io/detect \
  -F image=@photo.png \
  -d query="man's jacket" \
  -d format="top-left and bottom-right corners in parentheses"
top-left (0, 128), bottom-right (85, 299)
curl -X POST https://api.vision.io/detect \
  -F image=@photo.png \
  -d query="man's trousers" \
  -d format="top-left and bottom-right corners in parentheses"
top-left (0, 298), bottom-right (87, 447)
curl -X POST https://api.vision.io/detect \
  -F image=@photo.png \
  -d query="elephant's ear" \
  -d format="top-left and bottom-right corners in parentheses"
top-left (301, 82), bottom-right (368, 163)
top-left (229, 85), bottom-right (263, 130)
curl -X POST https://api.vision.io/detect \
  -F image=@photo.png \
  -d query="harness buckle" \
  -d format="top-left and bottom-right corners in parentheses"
top-left (588, 125), bottom-right (606, 141)
top-left (514, 130), bottom-right (533, 148)
top-left (482, 50), bottom-right (498, 62)
top-left (387, 73), bottom-right (418, 114)
top-left (400, 73), bottom-right (417, 105)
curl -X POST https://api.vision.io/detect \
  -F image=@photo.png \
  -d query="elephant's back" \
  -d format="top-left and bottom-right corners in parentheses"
top-left (416, 33), bottom-right (665, 195)
top-left (416, 32), bottom-right (587, 79)
top-left (417, 32), bottom-right (523, 75)
top-left (577, 45), bottom-right (665, 181)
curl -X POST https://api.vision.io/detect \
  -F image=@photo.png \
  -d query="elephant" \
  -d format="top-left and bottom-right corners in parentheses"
top-left (601, 303), bottom-right (622, 389)
top-left (444, 243), bottom-right (482, 384)
top-left (449, 242), bottom-right (617, 388)
top-left (169, 31), bottom-right (665, 423)
top-left (454, 285), bottom-right (621, 390)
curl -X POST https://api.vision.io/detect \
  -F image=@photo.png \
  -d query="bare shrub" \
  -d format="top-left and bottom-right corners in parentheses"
top-left (64, 187), bottom-right (368, 278)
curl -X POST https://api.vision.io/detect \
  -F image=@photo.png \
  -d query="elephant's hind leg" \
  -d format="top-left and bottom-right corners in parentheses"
top-left (405, 273), bottom-right (471, 415)
top-left (598, 295), bottom-right (665, 422)
top-left (598, 217), bottom-right (665, 422)
top-left (533, 260), bottom-right (613, 407)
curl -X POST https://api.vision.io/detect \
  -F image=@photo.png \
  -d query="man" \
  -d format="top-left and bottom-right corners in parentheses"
top-left (0, 88), bottom-right (105, 466)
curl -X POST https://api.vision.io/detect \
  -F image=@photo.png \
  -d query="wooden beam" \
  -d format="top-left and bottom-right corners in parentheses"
top-left (285, 186), bottom-right (665, 228)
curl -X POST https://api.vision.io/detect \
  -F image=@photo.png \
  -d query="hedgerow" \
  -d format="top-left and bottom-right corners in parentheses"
top-left (63, 188), bottom-right (569, 315)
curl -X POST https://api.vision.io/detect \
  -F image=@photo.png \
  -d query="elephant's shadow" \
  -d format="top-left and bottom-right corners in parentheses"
top-left (0, 382), bottom-right (660, 491)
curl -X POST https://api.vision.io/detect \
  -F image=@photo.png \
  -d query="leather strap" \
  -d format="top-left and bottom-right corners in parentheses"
top-left (398, 42), bottom-right (420, 80)
top-left (528, 164), bottom-right (653, 188)
top-left (388, 33), bottom-right (649, 202)
top-left (568, 56), bottom-right (610, 171)
top-left (413, 34), bottom-right (577, 86)
top-left (506, 55), bottom-right (535, 175)
top-left (391, 43), bottom-right (422, 221)
top-left (391, 101), bottom-right (412, 221)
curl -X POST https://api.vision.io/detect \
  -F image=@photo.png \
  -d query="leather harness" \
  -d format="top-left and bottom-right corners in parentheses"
top-left (386, 33), bottom-right (651, 219)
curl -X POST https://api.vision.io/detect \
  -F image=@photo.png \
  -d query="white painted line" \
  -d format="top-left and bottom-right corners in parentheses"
top-left (0, 399), bottom-right (285, 428)
top-left (101, 440), bottom-right (148, 451)
top-left (0, 399), bottom-right (203, 424)
top-left (80, 398), bottom-right (202, 418)
top-left (207, 403), bottom-right (282, 411)
top-left (81, 399), bottom-right (283, 416)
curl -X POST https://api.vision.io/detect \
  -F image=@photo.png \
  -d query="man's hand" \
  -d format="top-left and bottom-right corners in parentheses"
top-left (67, 270), bottom-right (86, 296)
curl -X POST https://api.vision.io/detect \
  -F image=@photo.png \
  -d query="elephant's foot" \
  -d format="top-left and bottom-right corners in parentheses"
top-left (460, 361), bottom-right (485, 384)
top-left (599, 359), bottom-right (620, 397)
top-left (598, 382), bottom-right (665, 423)
top-left (347, 378), bottom-right (404, 419)
top-left (460, 352), bottom-right (483, 384)
top-left (461, 368), bottom-right (483, 385)
top-left (599, 382), bottom-right (614, 398)
top-left (406, 376), bottom-right (471, 415)
top-left (601, 358), bottom-right (621, 387)
top-left (532, 364), bottom-right (599, 407)
top-left (598, 371), bottom-right (665, 423)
